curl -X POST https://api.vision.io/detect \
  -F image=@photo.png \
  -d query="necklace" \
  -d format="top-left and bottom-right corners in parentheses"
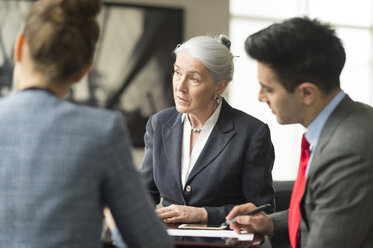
top-left (187, 115), bottom-right (202, 133)
top-left (191, 126), bottom-right (202, 133)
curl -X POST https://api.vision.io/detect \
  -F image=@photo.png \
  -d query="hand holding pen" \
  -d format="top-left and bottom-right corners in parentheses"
top-left (223, 203), bottom-right (274, 236)
top-left (222, 203), bottom-right (272, 227)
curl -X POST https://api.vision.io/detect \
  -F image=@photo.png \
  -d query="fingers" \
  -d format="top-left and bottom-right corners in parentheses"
top-left (155, 206), bottom-right (169, 215)
top-left (156, 205), bottom-right (186, 223)
top-left (155, 204), bottom-right (173, 214)
top-left (226, 202), bottom-right (257, 220)
top-left (236, 216), bottom-right (256, 233)
top-left (163, 216), bottom-right (182, 224)
top-left (231, 214), bottom-right (274, 235)
top-left (156, 205), bottom-right (177, 220)
top-left (229, 216), bottom-right (255, 234)
top-left (230, 222), bottom-right (243, 233)
top-left (155, 205), bottom-right (206, 224)
top-left (237, 215), bottom-right (252, 225)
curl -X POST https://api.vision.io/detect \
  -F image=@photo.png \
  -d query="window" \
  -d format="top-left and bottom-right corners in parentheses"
top-left (229, 0), bottom-right (373, 180)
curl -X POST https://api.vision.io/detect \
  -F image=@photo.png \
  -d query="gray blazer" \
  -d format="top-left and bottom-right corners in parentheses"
top-left (0, 89), bottom-right (173, 248)
top-left (142, 99), bottom-right (275, 225)
top-left (271, 95), bottom-right (373, 248)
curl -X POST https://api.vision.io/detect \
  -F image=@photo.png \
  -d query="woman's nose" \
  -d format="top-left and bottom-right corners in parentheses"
top-left (175, 76), bottom-right (187, 92)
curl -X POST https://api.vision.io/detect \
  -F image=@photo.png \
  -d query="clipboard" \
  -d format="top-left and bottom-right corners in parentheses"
top-left (178, 223), bottom-right (227, 230)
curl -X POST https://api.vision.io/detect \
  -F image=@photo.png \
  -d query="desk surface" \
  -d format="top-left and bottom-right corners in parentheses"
top-left (168, 225), bottom-right (263, 248)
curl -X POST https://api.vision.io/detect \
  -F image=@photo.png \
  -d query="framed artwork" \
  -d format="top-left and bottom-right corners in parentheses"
top-left (0, 0), bottom-right (183, 147)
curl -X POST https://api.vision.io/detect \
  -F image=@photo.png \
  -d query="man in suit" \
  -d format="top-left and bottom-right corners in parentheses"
top-left (226, 17), bottom-right (373, 247)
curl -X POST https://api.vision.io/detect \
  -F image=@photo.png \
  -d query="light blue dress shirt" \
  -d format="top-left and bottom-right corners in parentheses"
top-left (305, 90), bottom-right (346, 176)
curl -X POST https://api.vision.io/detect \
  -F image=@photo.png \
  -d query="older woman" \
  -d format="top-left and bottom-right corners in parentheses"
top-left (142, 35), bottom-right (275, 225)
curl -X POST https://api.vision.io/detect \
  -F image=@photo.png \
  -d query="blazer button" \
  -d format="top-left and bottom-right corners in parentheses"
top-left (185, 185), bottom-right (192, 192)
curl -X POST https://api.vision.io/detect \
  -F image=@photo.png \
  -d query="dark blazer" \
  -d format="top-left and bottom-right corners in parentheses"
top-left (0, 89), bottom-right (173, 248)
top-left (142, 99), bottom-right (275, 224)
top-left (271, 95), bottom-right (373, 248)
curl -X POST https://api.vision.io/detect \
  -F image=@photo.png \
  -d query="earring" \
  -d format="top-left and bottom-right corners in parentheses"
top-left (213, 93), bottom-right (221, 102)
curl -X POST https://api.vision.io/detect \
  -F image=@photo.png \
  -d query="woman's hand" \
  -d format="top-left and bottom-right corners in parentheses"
top-left (226, 203), bottom-right (274, 235)
top-left (156, 204), bottom-right (208, 224)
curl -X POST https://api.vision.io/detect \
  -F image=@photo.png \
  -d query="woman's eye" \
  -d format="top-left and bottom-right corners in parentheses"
top-left (190, 77), bottom-right (200, 83)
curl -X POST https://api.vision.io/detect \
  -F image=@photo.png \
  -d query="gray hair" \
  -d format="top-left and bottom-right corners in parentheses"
top-left (174, 35), bottom-right (234, 82)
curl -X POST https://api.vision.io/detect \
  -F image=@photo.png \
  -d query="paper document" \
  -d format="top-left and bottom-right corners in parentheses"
top-left (167, 228), bottom-right (254, 241)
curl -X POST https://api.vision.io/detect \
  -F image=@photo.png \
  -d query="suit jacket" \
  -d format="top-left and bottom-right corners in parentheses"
top-left (271, 95), bottom-right (373, 248)
top-left (0, 89), bottom-right (173, 248)
top-left (142, 99), bottom-right (275, 225)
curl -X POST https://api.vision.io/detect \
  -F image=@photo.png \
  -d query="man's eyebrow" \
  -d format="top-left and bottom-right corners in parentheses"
top-left (259, 82), bottom-right (272, 89)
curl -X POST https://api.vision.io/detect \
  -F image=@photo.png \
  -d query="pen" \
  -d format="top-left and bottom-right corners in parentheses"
top-left (221, 203), bottom-right (272, 226)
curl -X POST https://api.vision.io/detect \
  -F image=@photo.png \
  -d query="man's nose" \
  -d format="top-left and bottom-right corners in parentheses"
top-left (258, 88), bottom-right (267, 103)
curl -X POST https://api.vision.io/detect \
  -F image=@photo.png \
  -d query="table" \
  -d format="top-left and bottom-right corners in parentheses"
top-left (168, 225), bottom-right (264, 248)
top-left (102, 226), bottom-right (264, 247)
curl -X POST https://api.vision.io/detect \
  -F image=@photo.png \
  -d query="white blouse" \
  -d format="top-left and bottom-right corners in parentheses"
top-left (180, 101), bottom-right (222, 188)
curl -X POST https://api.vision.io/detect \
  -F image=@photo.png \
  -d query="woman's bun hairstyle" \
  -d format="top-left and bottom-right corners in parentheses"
top-left (218, 34), bottom-right (231, 50)
top-left (61, 0), bottom-right (101, 18)
top-left (24, 0), bottom-right (101, 84)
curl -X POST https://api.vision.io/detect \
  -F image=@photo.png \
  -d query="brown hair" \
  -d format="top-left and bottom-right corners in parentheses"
top-left (24, 0), bottom-right (101, 84)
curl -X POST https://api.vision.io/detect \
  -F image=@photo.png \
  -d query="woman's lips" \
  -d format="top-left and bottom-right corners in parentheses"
top-left (177, 96), bottom-right (188, 103)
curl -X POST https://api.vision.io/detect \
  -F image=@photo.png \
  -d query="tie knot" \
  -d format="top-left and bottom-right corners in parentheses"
top-left (301, 133), bottom-right (310, 151)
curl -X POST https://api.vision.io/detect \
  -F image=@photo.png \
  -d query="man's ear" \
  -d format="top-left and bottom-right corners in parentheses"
top-left (297, 82), bottom-right (318, 106)
top-left (216, 80), bottom-right (229, 95)
top-left (14, 33), bottom-right (25, 62)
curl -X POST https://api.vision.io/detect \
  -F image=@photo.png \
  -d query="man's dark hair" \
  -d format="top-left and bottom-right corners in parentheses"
top-left (245, 17), bottom-right (346, 93)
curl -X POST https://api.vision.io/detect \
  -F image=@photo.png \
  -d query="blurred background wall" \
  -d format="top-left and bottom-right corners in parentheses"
top-left (107, 0), bottom-right (230, 39)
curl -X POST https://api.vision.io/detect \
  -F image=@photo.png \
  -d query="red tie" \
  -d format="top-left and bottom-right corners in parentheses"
top-left (288, 134), bottom-right (310, 248)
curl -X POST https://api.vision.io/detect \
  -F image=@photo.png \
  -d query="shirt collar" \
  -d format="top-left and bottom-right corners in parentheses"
top-left (305, 90), bottom-right (345, 151)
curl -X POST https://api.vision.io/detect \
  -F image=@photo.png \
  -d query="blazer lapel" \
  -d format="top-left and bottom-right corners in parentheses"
top-left (301, 95), bottom-right (354, 226)
top-left (186, 100), bottom-right (236, 184)
top-left (307, 95), bottom-right (354, 177)
top-left (162, 112), bottom-right (184, 192)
